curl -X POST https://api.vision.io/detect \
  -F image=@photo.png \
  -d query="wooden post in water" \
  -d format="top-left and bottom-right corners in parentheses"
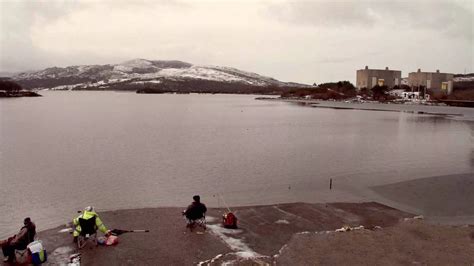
top-left (330, 178), bottom-right (332, 190)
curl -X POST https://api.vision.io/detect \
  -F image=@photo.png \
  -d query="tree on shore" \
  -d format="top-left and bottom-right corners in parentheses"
top-left (0, 79), bottom-right (22, 94)
top-left (318, 81), bottom-right (357, 97)
top-left (280, 81), bottom-right (357, 99)
top-left (359, 87), bottom-right (371, 97)
top-left (371, 85), bottom-right (389, 101)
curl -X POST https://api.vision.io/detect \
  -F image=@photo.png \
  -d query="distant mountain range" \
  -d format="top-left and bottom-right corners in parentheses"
top-left (8, 60), bottom-right (473, 94)
top-left (454, 73), bottom-right (474, 82)
top-left (10, 59), bottom-right (310, 94)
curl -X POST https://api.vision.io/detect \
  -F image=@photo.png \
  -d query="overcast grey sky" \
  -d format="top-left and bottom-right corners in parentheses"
top-left (1, 0), bottom-right (473, 84)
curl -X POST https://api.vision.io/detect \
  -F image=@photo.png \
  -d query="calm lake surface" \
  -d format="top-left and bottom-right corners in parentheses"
top-left (1, 92), bottom-right (473, 237)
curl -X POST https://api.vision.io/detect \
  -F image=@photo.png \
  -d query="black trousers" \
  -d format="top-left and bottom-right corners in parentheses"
top-left (1, 238), bottom-right (26, 259)
top-left (2, 244), bottom-right (15, 259)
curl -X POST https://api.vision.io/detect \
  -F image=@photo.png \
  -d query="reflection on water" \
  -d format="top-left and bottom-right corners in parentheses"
top-left (0, 92), bottom-right (472, 237)
top-left (405, 115), bottom-right (455, 124)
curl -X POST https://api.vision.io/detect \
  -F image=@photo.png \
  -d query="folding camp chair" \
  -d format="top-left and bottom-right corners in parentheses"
top-left (183, 213), bottom-right (206, 232)
top-left (77, 217), bottom-right (98, 249)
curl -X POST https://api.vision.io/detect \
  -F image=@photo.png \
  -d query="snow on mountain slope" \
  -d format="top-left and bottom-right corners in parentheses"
top-left (13, 59), bottom-right (306, 90)
top-left (454, 74), bottom-right (474, 82)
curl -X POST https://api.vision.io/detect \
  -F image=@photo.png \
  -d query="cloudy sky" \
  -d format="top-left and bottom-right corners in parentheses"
top-left (1, 0), bottom-right (473, 84)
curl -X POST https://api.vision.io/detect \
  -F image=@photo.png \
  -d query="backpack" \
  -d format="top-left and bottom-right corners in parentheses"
top-left (222, 212), bottom-right (238, 229)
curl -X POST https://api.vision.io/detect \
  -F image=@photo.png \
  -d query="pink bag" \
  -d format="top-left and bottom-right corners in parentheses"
top-left (105, 235), bottom-right (118, 246)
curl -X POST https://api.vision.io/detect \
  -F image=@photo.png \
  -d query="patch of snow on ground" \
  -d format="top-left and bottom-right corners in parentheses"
top-left (272, 206), bottom-right (298, 217)
top-left (155, 68), bottom-right (182, 77)
top-left (275, 219), bottom-right (290, 224)
top-left (274, 243), bottom-right (288, 259)
top-left (114, 59), bottom-right (154, 73)
top-left (120, 59), bottom-right (153, 68)
top-left (454, 76), bottom-right (474, 82)
top-left (51, 246), bottom-right (73, 256)
top-left (58, 228), bottom-right (73, 233)
top-left (128, 71), bottom-right (156, 77)
top-left (51, 84), bottom-right (75, 90)
top-left (197, 253), bottom-right (223, 265)
top-left (143, 80), bottom-right (161, 83)
top-left (157, 66), bottom-right (250, 83)
top-left (207, 224), bottom-right (260, 258)
top-left (211, 226), bottom-right (243, 235)
top-left (113, 65), bottom-right (133, 73)
top-left (297, 231), bottom-right (311, 234)
top-left (234, 251), bottom-right (259, 259)
top-left (205, 65), bottom-right (278, 85)
top-left (76, 65), bottom-right (88, 73)
top-left (51, 246), bottom-right (75, 264)
top-left (206, 216), bottom-right (217, 223)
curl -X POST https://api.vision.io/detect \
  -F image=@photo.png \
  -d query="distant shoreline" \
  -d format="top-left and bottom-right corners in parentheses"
top-left (256, 97), bottom-right (474, 118)
top-left (0, 90), bottom-right (42, 98)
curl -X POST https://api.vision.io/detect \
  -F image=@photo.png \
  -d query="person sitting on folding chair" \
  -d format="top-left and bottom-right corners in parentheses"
top-left (0, 217), bottom-right (36, 263)
top-left (183, 195), bottom-right (207, 231)
top-left (73, 206), bottom-right (110, 245)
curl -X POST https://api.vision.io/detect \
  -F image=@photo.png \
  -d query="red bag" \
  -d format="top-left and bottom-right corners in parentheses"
top-left (105, 235), bottom-right (119, 246)
top-left (222, 212), bottom-right (238, 229)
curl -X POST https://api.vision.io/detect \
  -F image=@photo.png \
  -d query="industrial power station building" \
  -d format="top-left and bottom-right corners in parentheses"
top-left (408, 69), bottom-right (454, 95)
top-left (356, 66), bottom-right (401, 90)
top-left (356, 66), bottom-right (454, 95)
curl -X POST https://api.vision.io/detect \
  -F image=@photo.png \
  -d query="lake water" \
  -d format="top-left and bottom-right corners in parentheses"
top-left (1, 92), bottom-right (473, 237)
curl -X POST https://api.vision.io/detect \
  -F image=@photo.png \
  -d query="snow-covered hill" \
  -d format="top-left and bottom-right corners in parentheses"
top-left (13, 59), bottom-right (308, 91)
top-left (454, 73), bottom-right (474, 82)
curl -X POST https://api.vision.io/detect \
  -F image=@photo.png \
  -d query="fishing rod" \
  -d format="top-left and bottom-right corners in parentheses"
top-left (110, 229), bottom-right (149, 235)
top-left (218, 192), bottom-right (233, 213)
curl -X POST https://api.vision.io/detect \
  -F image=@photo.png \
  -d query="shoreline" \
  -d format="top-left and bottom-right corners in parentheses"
top-left (371, 173), bottom-right (474, 218)
top-left (33, 202), bottom-right (413, 265)
top-left (0, 91), bottom-right (42, 98)
top-left (3, 172), bottom-right (474, 240)
top-left (5, 172), bottom-right (474, 264)
top-left (25, 201), bottom-right (474, 265)
top-left (256, 97), bottom-right (474, 119)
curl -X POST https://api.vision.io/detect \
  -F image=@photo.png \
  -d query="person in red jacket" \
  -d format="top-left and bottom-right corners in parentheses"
top-left (0, 217), bottom-right (36, 263)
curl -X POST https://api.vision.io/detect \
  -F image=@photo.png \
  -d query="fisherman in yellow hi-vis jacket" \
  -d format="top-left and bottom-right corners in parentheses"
top-left (73, 206), bottom-right (110, 242)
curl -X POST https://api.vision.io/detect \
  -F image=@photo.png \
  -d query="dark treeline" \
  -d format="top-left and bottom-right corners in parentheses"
top-left (281, 81), bottom-right (356, 100)
top-left (75, 78), bottom-right (309, 95)
top-left (0, 78), bottom-right (41, 97)
top-left (0, 78), bottom-right (22, 92)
